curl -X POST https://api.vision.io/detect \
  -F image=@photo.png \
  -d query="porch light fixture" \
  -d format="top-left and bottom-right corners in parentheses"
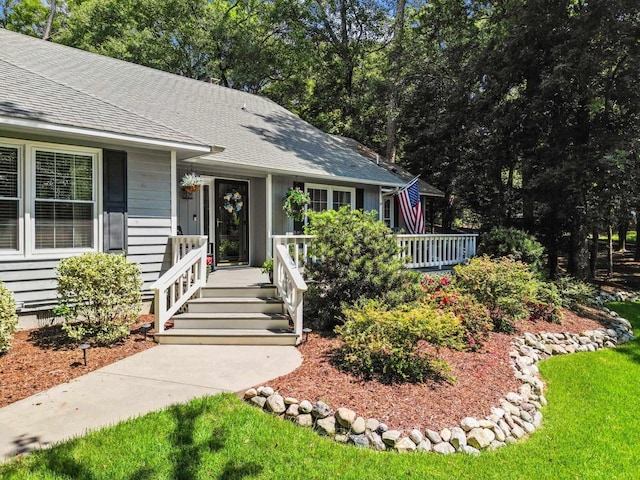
top-left (78, 343), bottom-right (91, 366)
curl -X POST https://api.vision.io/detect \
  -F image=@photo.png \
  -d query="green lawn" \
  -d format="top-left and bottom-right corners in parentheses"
top-left (598, 231), bottom-right (637, 244)
top-left (2, 303), bottom-right (639, 480)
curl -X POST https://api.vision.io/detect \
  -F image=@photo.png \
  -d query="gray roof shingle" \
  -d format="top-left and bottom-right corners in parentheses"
top-left (0, 29), bottom-right (406, 186)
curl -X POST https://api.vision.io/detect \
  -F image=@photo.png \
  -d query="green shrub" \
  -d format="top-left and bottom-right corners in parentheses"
top-left (0, 281), bottom-right (18, 355)
top-left (453, 256), bottom-right (562, 332)
top-left (554, 275), bottom-right (597, 310)
top-left (478, 227), bottom-right (544, 273)
top-left (304, 207), bottom-right (421, 330)
top-left (56, 253), bottom-right (142, 345)
top-left (420, 275), bottom-right (493, 350)
top-left (334, 300), bottom-right (463, 383)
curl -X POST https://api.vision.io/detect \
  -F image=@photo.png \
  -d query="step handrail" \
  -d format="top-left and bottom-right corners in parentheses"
top-left (151, 236), bottom-right (207, 333)
top-left (274, 244), bottom-right (308, 345)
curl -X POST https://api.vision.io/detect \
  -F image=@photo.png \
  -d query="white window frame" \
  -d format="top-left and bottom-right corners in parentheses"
top-left (0, 138), bottom-right (102, 259)
top-left (305, 183), bottom-right (356, 212)
top-left (382, 196), bottom-right (395, 228)
top-left (0, 139), bottom-right (24, 256)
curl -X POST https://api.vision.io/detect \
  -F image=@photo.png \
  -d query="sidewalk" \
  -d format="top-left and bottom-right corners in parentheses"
top-left (0, 344), bottom-right (302, 462)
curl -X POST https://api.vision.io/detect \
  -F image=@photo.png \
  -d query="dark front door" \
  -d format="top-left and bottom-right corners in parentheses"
top-left (215, 179), bottom-right (249, 266)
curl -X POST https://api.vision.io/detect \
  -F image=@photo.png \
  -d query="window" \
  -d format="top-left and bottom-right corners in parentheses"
top-left (0, 138), bottom-right (100, 256)
top-left (306, 184), bottom-right (355, 213)
top-left (382, 197), bottom-right (394, 228)
top-left (0, 145), bottom-right (20, 251)
top-left (35, 150), bottom-right (95, 249)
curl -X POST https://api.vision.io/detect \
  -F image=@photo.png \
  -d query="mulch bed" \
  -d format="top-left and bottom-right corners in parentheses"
top-left (270, 309), bottom-right (611, 431)
top-left (0, 315), bottom-right (157, 408)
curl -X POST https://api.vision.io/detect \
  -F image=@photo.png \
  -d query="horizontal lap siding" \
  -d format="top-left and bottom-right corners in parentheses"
top-left (0, 148), bottom-right (173, 309)
top-left (126, 151), bottom-right (172, 292)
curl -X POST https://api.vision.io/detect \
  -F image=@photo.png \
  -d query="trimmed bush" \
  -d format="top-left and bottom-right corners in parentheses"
top-left (56, 252), bottom-right (142, 345)
top-left (421, 275), bottom-right (493, 350)
top-left (304, 207), bottom-right (421, 329)
top-left (453, 256), bottom-right (562, 332)
top-left (0, 281), bottom-right (18, 355)
top-left (478, 227), bottom-right (544, 273)
top-left (554, 275), bottom-right (597, 310)
top-left (334, 300), bottom-right (463, 383)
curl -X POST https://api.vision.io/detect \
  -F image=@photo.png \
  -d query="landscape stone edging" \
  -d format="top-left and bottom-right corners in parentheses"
top-left (244, 293), bottom-right (635, 454)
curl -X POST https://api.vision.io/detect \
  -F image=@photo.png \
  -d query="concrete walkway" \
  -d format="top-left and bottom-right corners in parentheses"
top-left (0, 344), bottom-right (302, 462)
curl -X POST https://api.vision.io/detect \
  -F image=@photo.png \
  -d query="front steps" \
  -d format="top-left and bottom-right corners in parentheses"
top-left (154, 284), bottom-right (298, 345)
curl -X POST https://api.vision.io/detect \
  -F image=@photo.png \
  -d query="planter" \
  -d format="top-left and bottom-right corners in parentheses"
top-left (183, 185), bottom-right (201, 193)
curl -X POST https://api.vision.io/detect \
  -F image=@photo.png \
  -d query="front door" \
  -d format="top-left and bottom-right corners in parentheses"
top-left (215, 179), bottom-right (249, 267)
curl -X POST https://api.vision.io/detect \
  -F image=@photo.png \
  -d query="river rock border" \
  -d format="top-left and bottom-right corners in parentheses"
top-left (243, 294), bottom-right (635, 455)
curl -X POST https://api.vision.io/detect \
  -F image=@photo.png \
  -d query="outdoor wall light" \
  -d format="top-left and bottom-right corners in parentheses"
top-left (302, 327), bottom-right (312, 343)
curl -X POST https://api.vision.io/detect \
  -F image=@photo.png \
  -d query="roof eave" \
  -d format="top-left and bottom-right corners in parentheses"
top-left (0, 115), bottom-right (212, 158)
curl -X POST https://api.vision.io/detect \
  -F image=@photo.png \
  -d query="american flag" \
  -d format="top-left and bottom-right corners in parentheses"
top-left (396, 178), bottom-right (425, 234)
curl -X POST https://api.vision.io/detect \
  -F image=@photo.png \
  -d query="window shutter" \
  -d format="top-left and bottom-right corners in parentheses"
top-left (103, 150), bottom-right (127, 254)
top-left (293, 181), bottom-right (304, 233)
top-left (356, 188), bottom-right (364, 210)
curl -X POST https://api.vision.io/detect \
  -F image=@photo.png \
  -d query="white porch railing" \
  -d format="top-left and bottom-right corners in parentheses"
top-left (274, 244), bottom-right (308, 345)
top-left (150, 235), bottom-right (207, 333)
top-left (272, 233), bottom-right (478, 270)
top-left (273, 235), bottom-right (316, 270)
top-left (396, 234), bottom-right (478, 269)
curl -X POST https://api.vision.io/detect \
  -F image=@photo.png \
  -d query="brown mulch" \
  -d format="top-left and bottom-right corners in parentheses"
top-left (270, 310), bottom-right (610, 432)
top-left (0, 315), bottom-right (157, 408)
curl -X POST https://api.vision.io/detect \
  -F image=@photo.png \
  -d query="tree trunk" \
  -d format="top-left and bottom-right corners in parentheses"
top-left (589, 225), bottom-right (598, 279)
top-left (567, 225), bottom-right (589, 279)
top-left (618, 222), bottom-right (628, 252)
top-left (607, 225), bottom-right (613, 275)
top-left (385, 0), bottom-right (406, 163)
top-left (42, 0), bottom-right (57, 41)
top-left (635, 217), bottom-right (640, 261)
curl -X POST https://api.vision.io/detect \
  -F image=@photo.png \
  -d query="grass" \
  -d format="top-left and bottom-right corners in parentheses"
top-left (598, 231), bottom-right (637, 244)
top-left (2, 303), bottom-right (639, 480)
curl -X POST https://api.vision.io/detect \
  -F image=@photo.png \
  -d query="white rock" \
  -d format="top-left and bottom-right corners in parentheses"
top-left (382, 430), bottom-right (402, 447)
top-left (243, 388), bottom-right (257, 399)
top-left (299, 400), bottom-right (313, 413)
top-left (395, 437), bottom-right (417, 453)
top-left (335, 407), bottom-right (357, 427)
top-left (466, 428), bottom-right (496, 450)
top-left (433, 442), bottom-right (456, 455)
top-left (409, 429), bottom-right (423, 444)
top-left (440, 428), bottom-right (452, 442)
top-left (450, 427), bottom-right (467, 449)
top-left (426, 429), bottom-right (442, 444)
top-left (417, 439), bottom-right (432, 452)
top-left (365, 418), bottom-right (379, 432)
top-left (490, 407), bottom-right (506, 419)
top-left (351, 417), bottom-right (366, 435)
top-left (461, 445), bottom-right (481, 455)
top-left (461, 417), bottom-right (480, 431)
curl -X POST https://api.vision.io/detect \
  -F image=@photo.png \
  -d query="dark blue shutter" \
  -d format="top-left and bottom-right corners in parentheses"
top-left (356, 188), bottom-right (364, 210)
top-left (103, 150), bottom-right (127, 254)
top-left (293, 181), bottom-right (304, 233)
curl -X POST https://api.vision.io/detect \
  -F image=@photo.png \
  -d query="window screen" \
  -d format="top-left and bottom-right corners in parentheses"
top-left (35, 150), bottom-right (94, 249)
top-left (0, 146), bottom-right (19, 250)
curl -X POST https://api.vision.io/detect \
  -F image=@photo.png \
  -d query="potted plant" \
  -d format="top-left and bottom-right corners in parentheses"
top-left (261, 258), bottom-right (274, 283)
top-left (180, 172), bottom-right (204, 192)
top-left (283, 187), bottom-right (311, 222)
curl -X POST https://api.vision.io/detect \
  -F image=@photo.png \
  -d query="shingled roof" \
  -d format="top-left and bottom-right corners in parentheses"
top-left (0, 29), bottom-right (406, 186)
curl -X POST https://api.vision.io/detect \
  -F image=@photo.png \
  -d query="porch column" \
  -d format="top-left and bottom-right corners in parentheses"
top-left (266, 173), bottom-right (273, 258)
top-left (170, 150), bottom-right (177, 235)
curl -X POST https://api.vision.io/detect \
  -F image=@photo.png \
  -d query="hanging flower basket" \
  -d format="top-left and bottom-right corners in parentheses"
top-left (180, 172), bottom-right (204, 192)
top-left (283, 187), bottom-right (311, 222)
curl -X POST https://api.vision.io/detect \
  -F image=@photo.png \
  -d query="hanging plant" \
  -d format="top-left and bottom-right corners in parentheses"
top-left (283, 187), bottom-right (311, 222)
top-left (223, 191), bottom-right (244, 213)
top-left (180, 172), bottom-right (204, 192)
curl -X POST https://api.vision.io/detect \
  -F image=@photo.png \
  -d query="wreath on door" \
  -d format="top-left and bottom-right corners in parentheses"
top-left (223, 191), bottom-right (244, 213)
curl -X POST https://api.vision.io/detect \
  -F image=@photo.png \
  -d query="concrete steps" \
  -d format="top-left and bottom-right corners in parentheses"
top-left (155, 283), bottom-right (297, 346)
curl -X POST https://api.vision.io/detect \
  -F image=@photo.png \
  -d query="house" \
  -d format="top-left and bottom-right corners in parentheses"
top-left (0, 29), bottom-right (475, 341)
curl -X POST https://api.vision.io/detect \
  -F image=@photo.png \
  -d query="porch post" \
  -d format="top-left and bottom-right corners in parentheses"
top-left (266, 173), bottom-right (273, 258)
top-left (170, 150), bottom-right (177, 235)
